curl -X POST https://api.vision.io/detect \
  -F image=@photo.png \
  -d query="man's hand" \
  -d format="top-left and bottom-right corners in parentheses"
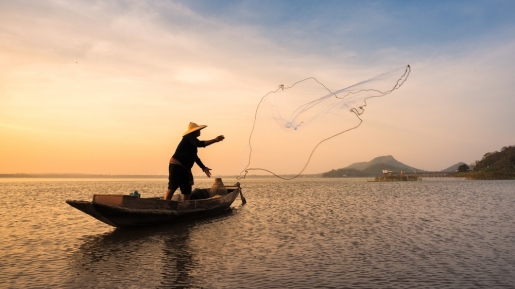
top-left (203, 167), bottom-right (212, 178)
top-left (205, 135), bottom-right (225, 146)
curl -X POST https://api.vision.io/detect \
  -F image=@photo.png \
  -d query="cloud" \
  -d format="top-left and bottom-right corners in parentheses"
top-left (1, 0), bottom-right (515, 174)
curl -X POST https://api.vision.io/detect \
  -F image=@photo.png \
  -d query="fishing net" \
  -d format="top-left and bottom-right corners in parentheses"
top-left (238, 65), bottom-right (411, 180)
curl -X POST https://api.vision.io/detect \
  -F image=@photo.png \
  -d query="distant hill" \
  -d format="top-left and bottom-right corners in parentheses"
top-left (461, 145), bottom-right (515, 180)
top-left (473, 145), bottom-right (515, 172)
top-left (344, 155), bottom-right (420, 172)
top-left (322, 155), bottom-right (421, 177)
top-left (321, 168), bottom-right (367, 177)
top-left (344, 161), bottom-right (370, 171)
top-left (441, 162), bottom-right (467, 172)
top-left (322, 148), bottom-right (515, 179)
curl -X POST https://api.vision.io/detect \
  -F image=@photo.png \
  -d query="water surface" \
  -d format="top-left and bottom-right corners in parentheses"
top-left (1, 178), bottom-right (514, 288)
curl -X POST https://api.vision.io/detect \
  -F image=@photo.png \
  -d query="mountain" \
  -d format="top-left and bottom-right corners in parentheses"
top-left (344, 155), bottom-right (420, 172)
top-left (321, 168), bottom-right (367, 178)
top-left (322, 155), bottom-right (421, 178)
top-left (343, 161), bottom-right (370, 171)
top-left (441, 162), bottom-right (466, 172)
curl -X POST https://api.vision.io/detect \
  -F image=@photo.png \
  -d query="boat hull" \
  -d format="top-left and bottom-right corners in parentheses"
top-left (66, 186), bottom-right (241, 228)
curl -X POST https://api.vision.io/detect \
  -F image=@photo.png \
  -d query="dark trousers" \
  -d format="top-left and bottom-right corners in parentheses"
top-left (168, 164), bottom-right (192, 195)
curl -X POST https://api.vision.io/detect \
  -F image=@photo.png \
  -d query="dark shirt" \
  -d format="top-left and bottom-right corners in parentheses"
top-left (172, 134), bottom-right (207, 170)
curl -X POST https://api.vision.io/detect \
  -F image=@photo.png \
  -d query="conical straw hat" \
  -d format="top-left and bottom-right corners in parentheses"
top-left (183, 122), bottom-right (207, 136)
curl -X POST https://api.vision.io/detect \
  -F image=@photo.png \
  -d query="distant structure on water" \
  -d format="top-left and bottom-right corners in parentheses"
top-left (373, 169), bottom-right (420, 182)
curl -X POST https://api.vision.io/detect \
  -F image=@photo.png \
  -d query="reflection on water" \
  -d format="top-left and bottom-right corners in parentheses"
top-left (162, 225), bottom-right (194, 288)
top-left (67, 209), bottom-right (234, 289)
top-left (2, 178), bottom-right (515, 288)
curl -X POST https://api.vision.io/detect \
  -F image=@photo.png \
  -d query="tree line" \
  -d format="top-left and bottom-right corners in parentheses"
top-left (461, 145), bottom-right (515, 179)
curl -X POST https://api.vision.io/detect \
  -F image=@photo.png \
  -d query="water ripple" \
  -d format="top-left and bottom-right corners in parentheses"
top-left (1, 178), bottom-right (515, 288)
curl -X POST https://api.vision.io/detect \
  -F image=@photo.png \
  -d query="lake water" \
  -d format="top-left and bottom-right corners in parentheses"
top-left (1, 178), bottom-right (515, 288)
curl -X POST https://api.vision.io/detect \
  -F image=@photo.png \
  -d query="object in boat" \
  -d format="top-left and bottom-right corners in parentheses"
top-left (210, 177), bottom-right (228, 197)
top-left (66, 183), bottom-right (244, 228)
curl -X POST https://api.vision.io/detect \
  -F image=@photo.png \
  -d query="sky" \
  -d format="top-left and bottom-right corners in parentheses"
top-left (1, 0), bottom-right (515, 176)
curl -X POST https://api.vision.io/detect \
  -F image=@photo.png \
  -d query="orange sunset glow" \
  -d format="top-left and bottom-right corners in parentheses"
top-left (1, 1), bottom-right (514, 176)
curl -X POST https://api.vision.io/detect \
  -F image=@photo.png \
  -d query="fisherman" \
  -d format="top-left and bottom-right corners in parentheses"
top-left (164, 122), bottom-right (224, 201)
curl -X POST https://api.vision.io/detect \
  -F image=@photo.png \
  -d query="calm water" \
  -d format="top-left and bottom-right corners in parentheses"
top-left (1, 178), bottom-right (515, 288)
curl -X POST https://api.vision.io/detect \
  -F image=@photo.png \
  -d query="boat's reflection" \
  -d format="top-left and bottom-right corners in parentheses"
top-left (70, 209), bottom-right (234, 288)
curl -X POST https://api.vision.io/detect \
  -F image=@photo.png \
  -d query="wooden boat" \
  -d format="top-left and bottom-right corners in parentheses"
top-left (66, 184), bottom-right (244, 228)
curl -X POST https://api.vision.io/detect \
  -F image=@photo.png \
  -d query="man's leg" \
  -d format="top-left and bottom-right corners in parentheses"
top-left (165, 164), bottom-right (179, 200)
top-left (179, 181), bottom-right (192, 201)
top-left (164, 188), bottom-right (174, 200)
top-left (164, 184), bottom-right (179, 200)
